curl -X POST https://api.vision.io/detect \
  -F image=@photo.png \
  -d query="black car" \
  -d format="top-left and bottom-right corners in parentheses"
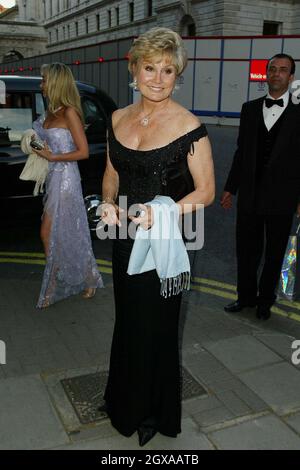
top-left (0, 75), bottom-right (117, 229)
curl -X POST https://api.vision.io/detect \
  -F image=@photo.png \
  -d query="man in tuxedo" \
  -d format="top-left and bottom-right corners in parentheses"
top-left (221, 53), bottom-right (300, 320)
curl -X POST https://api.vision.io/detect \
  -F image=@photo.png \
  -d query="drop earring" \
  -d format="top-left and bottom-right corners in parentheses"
top-left (172, 82), bottom-right (180, 94)
top-left (129, 78), bottom-right (139, 90)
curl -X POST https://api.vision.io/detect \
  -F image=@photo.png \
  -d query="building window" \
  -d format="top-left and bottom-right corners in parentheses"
top-left (96, 13), bottom-right (100, 30)
top-left (56, 28), bottom-right (59, 41)
top-left (188, 23), bottom-right (196, 36)
top-left (129, 2), bottom-right (134, 22)
top-left (180, 14), bottom-right (196, 37)
top-left (57, 0), bottom-right (60, 13)
top-left (116, 7), bottom-right (119, 26)
top-left (108, 10), bottom-right (111, 28)
top-left (263, 21), bottom-right (281, 35)
top-left (85, 17), bottom-right (88, 34)
top-left (75, 21), bottom-right (78, 36)
top-left (147, 0), bottom-right (152, 17)
top-left (48, 31), bottom-right (52, 43)
top-left (50, 0), bottom-right (52, 16)
top-left (68, 24), bottom-right (70, 38)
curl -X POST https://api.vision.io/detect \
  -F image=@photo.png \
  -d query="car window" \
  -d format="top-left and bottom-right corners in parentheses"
top-left (35, 92), bottom-right (45, 118)
top-left (0, 92), bottom-right (33, 144)
top-left (81, 95), bottom-right (105, 129)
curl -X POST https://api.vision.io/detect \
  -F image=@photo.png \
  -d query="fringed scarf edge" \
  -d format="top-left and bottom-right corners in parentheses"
top-left (160, 272), bottom-right (191, 298)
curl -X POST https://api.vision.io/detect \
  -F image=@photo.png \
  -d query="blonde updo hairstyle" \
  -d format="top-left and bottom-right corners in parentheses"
top-left (41, 62), bottom-right (84, 123)
top-left (128, 27), bottom-right (188, 78)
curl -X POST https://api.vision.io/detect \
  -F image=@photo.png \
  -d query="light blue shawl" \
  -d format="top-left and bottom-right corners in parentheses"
top-left (127, 196), bottom-right (190, 297)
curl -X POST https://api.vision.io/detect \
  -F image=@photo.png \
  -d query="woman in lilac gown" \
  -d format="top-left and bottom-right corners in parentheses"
top-left (32, 63), bottom-right (103, 308)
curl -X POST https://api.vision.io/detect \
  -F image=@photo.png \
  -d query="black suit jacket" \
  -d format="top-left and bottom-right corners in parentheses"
top-left (224, 95), bottom-right (300, 214)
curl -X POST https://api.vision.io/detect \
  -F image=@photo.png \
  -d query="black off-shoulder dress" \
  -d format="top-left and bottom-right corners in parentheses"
top-left (103, 116), bottom-right (208, 438)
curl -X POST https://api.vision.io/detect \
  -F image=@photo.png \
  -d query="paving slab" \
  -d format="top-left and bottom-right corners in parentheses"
top-left (204, 335), bottom-right (282, 374)
top-left (239, 362), bottom-right (300, 416)
top-left (221, 381), bottom-right (269, 413)
top-left (54, 417), bottom-right (214, 450)
top-left (284, 412), bottom-right (300, 435)
top-left (254, 333), bottom-right (296, 362)
top-left (210, 414), bottom-right (300, 450)
top-left (183, 395), bottom-right (223, 415)
top-left (193, 406), bottom-right (234, 428)
top-left (0, 375), bottom-right (69, 450)
top-left (215, 390), bottom-right (252, 416)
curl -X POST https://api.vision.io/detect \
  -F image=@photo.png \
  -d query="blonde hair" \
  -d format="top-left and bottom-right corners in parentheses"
top-left (41, 62), bottom-right (84, 122)
top-left (128, 27), bottom-right (188, 77)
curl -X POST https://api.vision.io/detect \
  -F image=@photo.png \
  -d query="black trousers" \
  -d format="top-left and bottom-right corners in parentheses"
top-left (236, 212), bottom-right (294, 307)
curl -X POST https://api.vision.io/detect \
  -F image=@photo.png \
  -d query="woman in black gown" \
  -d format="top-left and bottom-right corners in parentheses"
top-left (100, 27), bottom-right (215, 446)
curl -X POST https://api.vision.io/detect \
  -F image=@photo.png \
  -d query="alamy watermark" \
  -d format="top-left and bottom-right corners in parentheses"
top-left (291, 340), bottom-right (300, 366)
top-left (96, 197), bottom-right (205, 250)
top-left (0, 340), bottom-right (6, 365)
top-left (291, 80), bottom-right (300, 105)
top-left (0, 79), bottom-right (6, 104)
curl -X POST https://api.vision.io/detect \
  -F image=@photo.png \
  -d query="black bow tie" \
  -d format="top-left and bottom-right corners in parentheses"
top-left (265, 98), bottom-right (284, 108)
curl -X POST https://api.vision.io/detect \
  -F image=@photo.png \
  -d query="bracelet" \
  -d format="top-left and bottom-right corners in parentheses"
top-left (102, 197), bottom-right (115, 205)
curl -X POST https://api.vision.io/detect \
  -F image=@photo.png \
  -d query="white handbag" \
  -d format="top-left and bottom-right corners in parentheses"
top-left (19, 129), bottom-right (49, 196)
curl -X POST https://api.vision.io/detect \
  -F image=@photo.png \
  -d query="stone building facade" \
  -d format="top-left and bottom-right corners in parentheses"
top-left (0, 2), bottom-right (47, 63)
top-left (43, 0), bottom-right (300, 53)
top-left (2, 0), bottom-right (300, 61)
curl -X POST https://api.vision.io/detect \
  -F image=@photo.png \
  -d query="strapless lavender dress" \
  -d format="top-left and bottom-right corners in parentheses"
top-left (33, 117), bottom-right (103, 308)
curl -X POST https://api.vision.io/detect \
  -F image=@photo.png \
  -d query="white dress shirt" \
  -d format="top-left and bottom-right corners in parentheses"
top-left (263, 90), bottom-right (289, 131)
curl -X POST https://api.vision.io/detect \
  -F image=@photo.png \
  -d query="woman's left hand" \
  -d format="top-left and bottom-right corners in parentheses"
top-left (129, 203), bottom-right (153, 230)
top-left (32, 143), bottom-right (54, 162)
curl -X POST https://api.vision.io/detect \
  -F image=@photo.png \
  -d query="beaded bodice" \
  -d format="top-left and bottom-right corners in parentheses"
top-left (107, 115), bottom-right (208, 207)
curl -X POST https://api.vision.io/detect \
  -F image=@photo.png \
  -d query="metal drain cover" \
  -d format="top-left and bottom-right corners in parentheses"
top-left (61, 370), bottom-right (109, 425)
top-left (181, 367), bottom-right (207, 401)
top-left (61, 367), bottom-right (206, 425)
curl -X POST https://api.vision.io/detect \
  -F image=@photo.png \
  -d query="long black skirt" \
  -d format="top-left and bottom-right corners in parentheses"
top-left (104, 238), bottom-right (182, 438)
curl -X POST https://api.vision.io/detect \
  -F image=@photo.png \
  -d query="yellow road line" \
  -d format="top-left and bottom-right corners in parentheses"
top-left (0, 252), bottom-right (299, 320)
top-left (192, 284), bottom-right (300, 322)
top-left (276, 298), bottom-right (300, 310)
top-left (96, 259), bottom-right (112, 266)
top-left (191, 283), bottom-right (236, 300)
top-left (0, 251), bottom-right (45, 258)
top-left (0, 251), bottom-right (112, 266)
top-left (0, 258), bottom-right (46, 265)
top-left (193, 276), bottom-right (236, 292)
top-left (0, 258), bottom-right (112, 274)
top-left (99, 266), bottom-right (112, 274)
top-left (271, 306), bottom-right (289, 319)
top-left (192, 277), bottom-right (300, 312)
top-left (269, 306), bottom-right (300, 321)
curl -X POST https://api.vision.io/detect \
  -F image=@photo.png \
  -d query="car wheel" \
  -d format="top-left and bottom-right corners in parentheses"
top-left (84, 194), bottom-right (102, 232)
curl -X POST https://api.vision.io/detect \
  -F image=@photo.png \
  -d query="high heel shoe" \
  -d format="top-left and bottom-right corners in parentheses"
top-left (137, 426), bottom-right (157, 447)
top-left (82, 288), bottom-right (96, 299)
top-left (39, 298), bottom-right (50, 309)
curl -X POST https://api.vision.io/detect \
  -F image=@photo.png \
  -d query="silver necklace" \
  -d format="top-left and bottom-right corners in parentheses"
top-left (140, 111), bottom-right (153, 127)
top-left (139, 101), bottom-right (169, 127)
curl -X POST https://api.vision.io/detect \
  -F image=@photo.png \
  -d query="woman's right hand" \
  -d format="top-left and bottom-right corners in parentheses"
top-left (97, 202), bottom-right (124, 227)
top-left (220, 191), bottom-right (233, 210)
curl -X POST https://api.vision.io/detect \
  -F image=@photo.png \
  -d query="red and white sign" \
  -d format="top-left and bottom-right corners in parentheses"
top-left (250, 60), bottom-right (268, 81)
